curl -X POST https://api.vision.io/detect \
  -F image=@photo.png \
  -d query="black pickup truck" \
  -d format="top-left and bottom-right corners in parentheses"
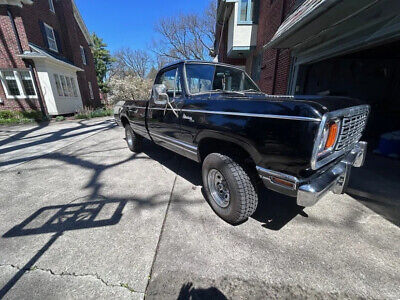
top-left (115, 60), bottom-right (370, 224)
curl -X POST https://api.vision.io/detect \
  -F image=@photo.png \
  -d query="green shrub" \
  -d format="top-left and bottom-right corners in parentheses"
top-left (75, 108), bottom-right (112, 119)
top-left (21, 110), bottom-right (45, 122)
top-left (0, 110), bottom-right (46, 125)
top-left (75, 113), bottom-right (89, 119)
top-left (55, 116), bottom-right (65, 122)
top-left (89, 108), bottom-right (112, 118)
top-left (0, 111), bottom-right (14, 119)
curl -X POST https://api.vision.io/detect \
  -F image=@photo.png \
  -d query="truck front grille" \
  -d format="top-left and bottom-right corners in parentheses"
top-left (335, 107), bottom-right (369, 151)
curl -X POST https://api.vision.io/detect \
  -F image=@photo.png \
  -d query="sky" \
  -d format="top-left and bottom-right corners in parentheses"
top-left (75, 0), bottom-right (211, 54)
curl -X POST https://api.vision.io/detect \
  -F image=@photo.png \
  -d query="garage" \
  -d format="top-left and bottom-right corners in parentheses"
top-left (266, 0), bottom-right (400, 224)
top-left (296, 41), bottom-right (400, 153)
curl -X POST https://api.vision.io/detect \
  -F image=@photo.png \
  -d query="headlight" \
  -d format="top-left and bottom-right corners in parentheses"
top-left (317, 119), bottom-right (341, 158)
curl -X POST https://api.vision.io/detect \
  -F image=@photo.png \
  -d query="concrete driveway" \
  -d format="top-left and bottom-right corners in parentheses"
top-left (0, 118), bottom-right (399, 299)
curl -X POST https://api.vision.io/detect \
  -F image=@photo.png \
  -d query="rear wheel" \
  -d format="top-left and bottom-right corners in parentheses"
top-left (125, 125), bottom-right (142, 153)
top-left (202, 153), bottom-right (258, 224)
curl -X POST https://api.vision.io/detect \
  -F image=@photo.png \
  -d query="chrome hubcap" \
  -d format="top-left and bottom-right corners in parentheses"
top-left (207, 169), bottom-right (230, 208)
top-left (126, 130), bottom-right (133, 147)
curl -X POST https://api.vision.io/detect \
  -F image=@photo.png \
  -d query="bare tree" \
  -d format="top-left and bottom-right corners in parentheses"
top-left (153, 0), bottom-right (217, 61)
top-left (112, 48), bottom-right (152, 78)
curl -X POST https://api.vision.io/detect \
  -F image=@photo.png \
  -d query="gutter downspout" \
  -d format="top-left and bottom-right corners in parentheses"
top-left (28, 63), bottom-right (47, 117)
top-left (7, 6), bottom-right (48, 117)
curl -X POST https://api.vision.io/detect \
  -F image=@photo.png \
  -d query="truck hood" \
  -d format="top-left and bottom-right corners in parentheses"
top-left (192, 92), bottom-right (364, 117)
top-left (292, 95), bottom-right (364, 114)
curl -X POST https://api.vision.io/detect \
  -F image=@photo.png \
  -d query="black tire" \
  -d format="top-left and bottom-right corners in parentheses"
top-left (125, 125), bottom-right (142, 153)
top-left (202, 153), bottom-right (258, 224)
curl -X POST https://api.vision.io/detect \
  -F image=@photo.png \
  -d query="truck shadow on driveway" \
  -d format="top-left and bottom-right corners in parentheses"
top-left (177, 282), bottom-right (227, 300)
top-left (0, 199), bottom-right (127, 298)
top-left (140, 140), bottom-right (307, 230)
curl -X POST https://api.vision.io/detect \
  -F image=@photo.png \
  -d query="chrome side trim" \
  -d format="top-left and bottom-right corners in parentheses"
top-left (131, 106), bottom-right (321, 122)
top-left (150, 132), bottom-right (198, 153)
top-left (181, 109), bottom-right (321, 122)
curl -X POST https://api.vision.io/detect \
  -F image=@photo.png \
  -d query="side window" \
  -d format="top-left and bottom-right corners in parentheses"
top-left (156, 68), bottom-right (182, 98)
top-left (185, 64), bottom-right (214, 94)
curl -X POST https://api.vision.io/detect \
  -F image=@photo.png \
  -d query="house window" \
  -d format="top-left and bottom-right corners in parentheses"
top-left (71, 78), bottom-right (78, 97)
top-left (60, 75), bottom-right (68, 96)
top-left (238, 0), bottom-right (258, 24)
top-left (88, 82), bottom-right (94, 100)
top-left (2, 71), bottom-right (20, 96)
top-left (44, 23), bottom-right (58, 52)
top-left (54, 74), bottom-right (79, 98)
top-left (48, 0), bottom-right (55, 13)
top-left (0, 70), bottom-right (37, 99)
top-left (80, 46), bottom-right (87, 65)
top-left (54, 74), bottom-right (63, 96)
top-left (66, 77), bottom-right (74, 97)
top-left (20, 71), bottom-right (36, 96)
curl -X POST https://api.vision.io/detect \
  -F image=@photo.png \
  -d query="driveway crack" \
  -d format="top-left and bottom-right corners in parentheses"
top-left (0, 264), bottom-right (143, 294)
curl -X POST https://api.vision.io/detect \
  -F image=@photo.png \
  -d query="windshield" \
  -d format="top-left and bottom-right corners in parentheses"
top-left (185, 64), bottom-right (260, 94)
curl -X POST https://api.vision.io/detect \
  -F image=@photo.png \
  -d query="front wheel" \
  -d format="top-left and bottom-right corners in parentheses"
top-left (125, 125), bottom-right (142, 153)
top-left (202, 153), bottom-right (258, 224)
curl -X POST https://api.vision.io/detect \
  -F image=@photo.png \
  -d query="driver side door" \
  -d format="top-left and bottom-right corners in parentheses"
top-left (148, 65), bottom-right (184, 145)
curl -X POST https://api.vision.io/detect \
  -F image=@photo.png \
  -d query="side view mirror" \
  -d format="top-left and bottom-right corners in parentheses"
top-left (153, 84), bottom-right (169, 105)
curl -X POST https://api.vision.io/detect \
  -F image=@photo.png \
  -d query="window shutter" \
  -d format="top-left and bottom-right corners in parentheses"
top-left (39, 20), bottom-right (49, 49)
top-left (54, 30), bottom-right (62, 54)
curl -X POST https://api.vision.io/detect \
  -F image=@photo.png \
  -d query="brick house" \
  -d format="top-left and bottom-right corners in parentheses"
top-left (0, 0), bottom-right (101, 115)
top-left (215, 0), bottom-right (400, 152)
top-left (214, 0), bottom-right (299, 95)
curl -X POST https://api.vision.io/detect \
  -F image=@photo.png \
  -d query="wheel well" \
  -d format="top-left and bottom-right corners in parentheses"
top-left (198, 138), bottom-right (260, 186)
top-left (120, 116), bottom-right (129, 127)
top-left (198, 138), bottom-right (254, 165)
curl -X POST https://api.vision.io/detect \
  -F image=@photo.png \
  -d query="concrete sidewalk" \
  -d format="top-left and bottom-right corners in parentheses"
top-left (0, 119), bottom-right (399, 299)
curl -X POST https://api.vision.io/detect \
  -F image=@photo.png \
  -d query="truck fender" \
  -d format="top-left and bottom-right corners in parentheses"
top-left (195, 130), bottom-right (261, 164)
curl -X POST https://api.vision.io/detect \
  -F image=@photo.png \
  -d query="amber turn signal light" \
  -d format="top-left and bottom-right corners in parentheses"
top-left (325, 122), bottom-right (339, 149)
top-left (270, 176), bottom-right (296, 189)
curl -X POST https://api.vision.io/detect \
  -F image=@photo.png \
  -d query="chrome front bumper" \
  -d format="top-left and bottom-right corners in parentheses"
top-left (257, 142), bottom-right (367, 207)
